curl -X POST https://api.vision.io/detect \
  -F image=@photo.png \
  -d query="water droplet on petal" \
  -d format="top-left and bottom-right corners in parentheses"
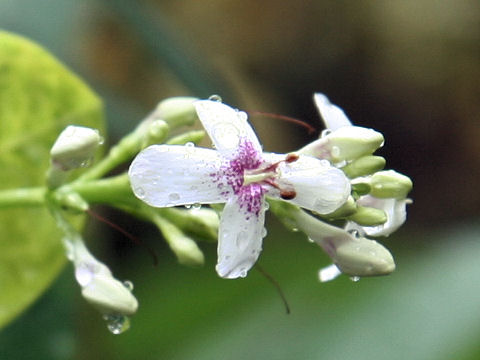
top-left (263, 202), bottom-right (270, 210)
top-left (208, 94), bottom-right (222, 102)
top-left (321, 129), bottom-right (332, 137)
top-left (237, 111), bottom-right (248, 122)
top-left (261, 227), bottom-right (267, 238)
top-left (123, 280), bottom-right (134, 291)
top-left (350, 276), bottom-right (361, 282)
top-left (185, 142), bottom-right (195, 148)
top-left (319, 159), bottom-right (330, 168)
top-left (135, 187), bottom-right (146, 199)
top-left (168, 193), bottom-right (180, 201)
top-left (98, 134), bottom-right (105, 145)
top-left (348, 229), bottom-right (360, 239)
top-left (331, 146), bottom-right (341, 158)
top-left (103, 314), bottom-right (131, 334)
top-left (235, 231), bottom-right (249, 250)
top-left (184, 204), bottom-right (192, 209)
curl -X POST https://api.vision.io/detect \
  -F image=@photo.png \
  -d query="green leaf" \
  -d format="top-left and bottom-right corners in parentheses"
top-left (0, 31), bottom-right (104, 329)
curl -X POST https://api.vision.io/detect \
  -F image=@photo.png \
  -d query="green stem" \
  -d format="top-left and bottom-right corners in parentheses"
top-left (0, 187), bottom-right (46, 208)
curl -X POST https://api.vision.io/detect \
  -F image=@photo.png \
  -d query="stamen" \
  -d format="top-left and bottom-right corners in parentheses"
top-left (280, 190), bottom-right (297, 200)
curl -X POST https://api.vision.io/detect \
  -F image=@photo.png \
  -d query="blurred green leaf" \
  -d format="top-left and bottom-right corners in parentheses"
top-left (0, 31), bottom-right (104, 329)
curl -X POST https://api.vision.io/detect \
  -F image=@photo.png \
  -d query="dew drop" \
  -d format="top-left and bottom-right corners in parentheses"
top-left (263, 201), bottom-right (270, 210)
top-left (185, 141), bottom-right (195, 148)
top-left (261, 227), bottom-right (267, 238)
top-left (331, 146), bottom-right (341, 158)
top-left (135, 187), bottom-right (146, 199)
top-left (208, 94), bottom-right (222, 102)
top-left (350, 276), bottom-right (361, 282)
top-left (80, 158), bottom-right (92, 168)
top-left (321, 129), bottom-right (332, 137)
top-left (103, 314), bottom-right (131, 334)
top-left (348, 229), bottom-right (360, 239)
top-left (235, 231), bottom-right (249, 250)
top-left (307, 237), bottom-right (315, 243)
top-left (184, 204), bottom-right (192, 209)
top-left (191, 203), bottom-right (202, 210)
top-left (319, 159), bottom-right (330, 167)
top-left (237, 111), bottom-right (248, 121)
top-left (98, 134), bottom-right (105, 145)
top-left (123, 280), bottom-right (134, 291)
top-left (168, 193), bottom-right (180, 201)
top-left (62, 238), bottom-right (75, 261)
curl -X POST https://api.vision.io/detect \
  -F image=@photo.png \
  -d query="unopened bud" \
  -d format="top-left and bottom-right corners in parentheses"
top-left (155, 97), bottom-right (198, 129)
top-left (322, 196), bottom-right (357, 219)
top-left (299, 126), bottom-right (384, 163)
top-left (370, 170), bottom-right (413, 199)
top-left (144, 119), bottom-right (169, 146)
top-left (334, 235), bottom-right (395, 277)
top-left (153, 216), bottom-right (205, 266)
top-left (347, 205), bottom-right (387, 226)
top-left (80, 271), bottom-right (138, 316)
top-left (50, 125), bottom-right (102, 170)
top-left (341, 155), bottom-right (386, 178)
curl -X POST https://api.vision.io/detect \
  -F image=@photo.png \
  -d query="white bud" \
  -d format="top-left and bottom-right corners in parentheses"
top-left (50, 125), bottom-right (101, 170)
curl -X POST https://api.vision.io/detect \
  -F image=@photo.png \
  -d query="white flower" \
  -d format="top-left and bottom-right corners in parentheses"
top-left (129, 99), bottom-right (351, 279)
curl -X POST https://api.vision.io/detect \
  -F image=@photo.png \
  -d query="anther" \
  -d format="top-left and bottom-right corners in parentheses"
top-left (280, 189), bottom-right (297, 200)
top-left (285, 153), bottom-right (299, 163)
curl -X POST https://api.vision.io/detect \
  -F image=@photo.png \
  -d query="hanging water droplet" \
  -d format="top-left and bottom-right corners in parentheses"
top-left (184, 204), bottom-right (192, 209)
top-left (208, 94), bottom-right (222, 102)
top-left (123, 280), bottom-right (134, 291)
top-left (168, 193), bottom-right (180, 201)
top-left (185, 141), bottom-right (195, 148)
top-left (191, 203), bottom-right (201, 210)
top-left (103, 314), bottom-right (131, 334)
top-left (235, 231), bottom-right (249, 250)
top-left (307, 237), bottom-right (315, 243)
top-left (350, 276), bottom-right (361, 282)
top-left (135, 187), bottom-right (146, 199)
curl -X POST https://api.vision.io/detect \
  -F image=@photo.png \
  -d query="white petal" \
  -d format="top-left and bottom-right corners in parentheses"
top-left (354, 196), bottom-right (409, 236)
top-left (129, 145), bottom-right (228, 207)
top-left (216, 197), bottom-right (266, 279)
top-left (268, 153), bottom-right (351, 214)
top-left (314, 93), bottom-right (352, 130)
top-left (194, 100), bottom-right (262, 156)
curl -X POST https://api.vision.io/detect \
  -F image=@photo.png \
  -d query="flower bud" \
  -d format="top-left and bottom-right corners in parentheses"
top-left (144, 119), bottom-right (169, 146)
top-left (334, 235), bottom-right (396, 276)
top-left (347, 205), bottom-right (387, 226)
top-left (370, 170), bottom-right (413, 199)
top-left (155, 97), bottom-right (198, 129)
top-left (153, 216), bottom-right (205, 266)
top-left (299, 126), bottom-right (384, 163)
top-left (341, 155), bottom-right (386, 178)
top-left (80, 270), bottom-right (139, 316)
top-left (50, 125), bottom-right (102, 170)
top-left (322, 196), bottom-right (357, 219)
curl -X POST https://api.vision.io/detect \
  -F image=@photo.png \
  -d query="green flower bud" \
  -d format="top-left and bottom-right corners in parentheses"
top-left (80, 272), bottom-right (138, 316)
top-left (347, 205), bottom-right (387, 226)
top-left (50, 125), bottom-right (102, 170)
top-left (155, 97), bottom-right (198, 129)
top-left (370, 170), bottom-right (413, 199)
top-left (143, 119), bottom-right (169, 146)
top-left (334, 235), bottom-right (396, 277)
top-left (299, 126), bottom-right (384, 163)
top-left (341, 155), bottom-right (386, 178)
top-left (321, 196), bottom-right (357, 219)
top-left (153, 216), bottom-right (205, 266)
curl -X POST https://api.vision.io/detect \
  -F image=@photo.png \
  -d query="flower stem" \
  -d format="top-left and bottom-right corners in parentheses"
top-left (0, 187), bottom-right (46, 208)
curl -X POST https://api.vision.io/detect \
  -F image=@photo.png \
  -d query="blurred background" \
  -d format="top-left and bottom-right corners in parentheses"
top-left (1, 0), bottom-right (480, 359)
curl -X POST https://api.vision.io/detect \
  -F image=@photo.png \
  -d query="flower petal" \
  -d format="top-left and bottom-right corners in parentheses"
top-left (129, 145), bottom-right (228, 207)
top-left (314, 93), bottom-right (352, 130)
top-left (194, 100), bottom-right (262, 156)
top-left (216, 196), bottom-right (266, 279)
top-left (265, 153), bottom-right (351, 214)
